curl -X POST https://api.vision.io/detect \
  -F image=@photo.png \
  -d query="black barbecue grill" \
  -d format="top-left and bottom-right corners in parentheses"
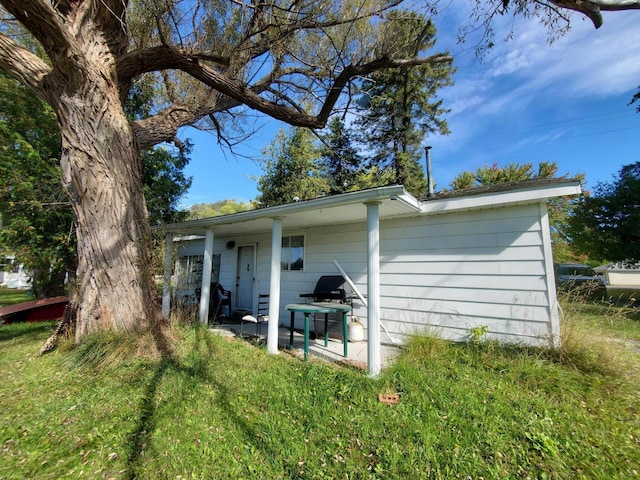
top-left (300, 275), bottom-right (352, 304)
top-left (300, 275), bottom-right (354, 338)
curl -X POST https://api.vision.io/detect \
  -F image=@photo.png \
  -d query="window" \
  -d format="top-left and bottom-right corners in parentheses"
top-left (176, 254), bottom-right (221, 289)
top-left (281, 235), bottom-right (304, 271)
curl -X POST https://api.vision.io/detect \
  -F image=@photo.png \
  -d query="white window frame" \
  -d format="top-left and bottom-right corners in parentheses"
top-left (281, 234), bottom-right (305, 271)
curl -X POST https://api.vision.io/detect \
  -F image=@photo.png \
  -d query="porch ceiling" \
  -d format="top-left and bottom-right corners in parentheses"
top-left (158, 185), bottom-right (420, 237)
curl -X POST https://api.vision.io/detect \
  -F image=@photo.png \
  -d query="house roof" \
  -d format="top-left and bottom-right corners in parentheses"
top-left (154, 179), bottom-right (582, 237)
top-left (420, 177), bottom-right (579, 201)
top-left (419, 177), bottom-right (582, 215)
top-left (157, 185), bottom-right (420, 237)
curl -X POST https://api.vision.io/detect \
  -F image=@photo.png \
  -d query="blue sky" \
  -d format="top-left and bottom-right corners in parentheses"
top-left (178, 7), bottom-right (640, 207)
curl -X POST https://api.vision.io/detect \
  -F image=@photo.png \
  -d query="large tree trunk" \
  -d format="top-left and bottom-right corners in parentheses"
top-left (48, 28), bottom-right (158, 342)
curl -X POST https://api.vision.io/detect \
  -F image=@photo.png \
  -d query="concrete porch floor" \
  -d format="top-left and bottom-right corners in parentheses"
top-left (208, 318), bottom-right (402, 370)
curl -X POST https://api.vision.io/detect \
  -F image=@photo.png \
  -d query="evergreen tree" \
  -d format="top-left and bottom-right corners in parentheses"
top-left (450, 161), bottom-right (558, 190)
top-left (569, 162), bottom-right (640, 263)
top-left (318, 117), bottom-right (363, 194)
top-left (354, 11), bottom-right (453, 197)
top-left (257, 127), bottom-right (328, 207)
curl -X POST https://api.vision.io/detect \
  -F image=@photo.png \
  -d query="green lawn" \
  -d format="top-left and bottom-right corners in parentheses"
top-left (0, 287), bottom-right (34, 308)
top-left (0, 300), bottom-right (638, 479)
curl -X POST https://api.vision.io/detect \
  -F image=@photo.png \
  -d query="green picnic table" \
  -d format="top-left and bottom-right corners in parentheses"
top-left (285, 302), bottom-right (352, 361)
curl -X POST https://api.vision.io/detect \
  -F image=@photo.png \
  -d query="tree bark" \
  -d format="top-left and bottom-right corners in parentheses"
top-left (45, 26), bottom-right (159, 342)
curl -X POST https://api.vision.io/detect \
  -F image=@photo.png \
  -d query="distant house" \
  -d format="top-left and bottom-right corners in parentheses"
top-left (0, 255), bottom-right (32, 289)
top-left (156, 178), bottom-right (581, 375)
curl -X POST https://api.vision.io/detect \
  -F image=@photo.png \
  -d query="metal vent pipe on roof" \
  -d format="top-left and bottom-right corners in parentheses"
top-left (425, 146), bottom-right (434, 197)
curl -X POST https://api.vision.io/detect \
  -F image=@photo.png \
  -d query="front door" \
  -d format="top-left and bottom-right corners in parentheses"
top-left (236, 245), bottom-right (255, 311)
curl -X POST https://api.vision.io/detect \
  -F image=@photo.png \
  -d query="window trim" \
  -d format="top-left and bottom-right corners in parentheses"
top-left (281, 234), bottom-right (305, 272)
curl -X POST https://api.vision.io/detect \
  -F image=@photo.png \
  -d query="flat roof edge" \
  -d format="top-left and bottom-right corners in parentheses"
top-left (420, 181), bottom-right (582, 215)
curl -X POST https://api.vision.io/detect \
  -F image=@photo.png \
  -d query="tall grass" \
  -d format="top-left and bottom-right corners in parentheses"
top-left (0, 300), bottom-right (638, 479)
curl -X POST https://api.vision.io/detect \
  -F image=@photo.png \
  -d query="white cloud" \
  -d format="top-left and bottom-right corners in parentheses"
top-left (493, 14), bottom-right (640, 99)
top-left (428, 9), bottom-right (639, 159)
top-left (420, 7), bottom-right (640, 190)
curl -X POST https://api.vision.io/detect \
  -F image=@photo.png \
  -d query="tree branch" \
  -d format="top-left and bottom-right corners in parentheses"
top-left (127, 42), bottom-right (452, 147)
top-left (132, 93), bottom-right (243, 149)
top-left (0, 33), bottom-right (51, 96)
top-left (0, 0), bottom-right (74, 60)
top-left (87, 0), bottom-right (129, 53)
top-left (317, 53), bottom-right (453, 124)
top-left (548, 0), bottom-right (640, 28)
top-left (117, 45), bottom-right (230, 82)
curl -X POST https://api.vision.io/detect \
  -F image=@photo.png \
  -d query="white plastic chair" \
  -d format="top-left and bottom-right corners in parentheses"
top-left (240, 294), bottom-right (269, 338)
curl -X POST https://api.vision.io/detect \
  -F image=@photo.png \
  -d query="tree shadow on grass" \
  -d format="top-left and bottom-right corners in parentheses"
top-left (125, 355), bottom-right (174, 480)
top-left (124, 325), bottom-right (285, 479)
top-left (0, 321), bottom-right (55, 343)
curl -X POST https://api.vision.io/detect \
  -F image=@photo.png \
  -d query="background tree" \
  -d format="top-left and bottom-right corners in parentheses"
top-left (142, 145), bottom-right (192, 225)
top-left (0, 72), bottom-right (192, 297)
top-left (450, 161), bottom-right (558, 189)
top-left (318, 117), bottom-right (363, 195)
top-left (450, 161), bottom-right (586, 263)
top-left (354, 11), bottom-right (453, 197)
top-left (188, 199), bottom-right (253, 219)
top-left (126, 79), bottom-right (193, 226)
top-left (0, 72), bottom-right (74, 298)
top-left (568, 162), bottom-right (640, 263)
top-left (351, 166), bottom-right (398, 191)
top-left (257, 127), bottom-right (328, 207)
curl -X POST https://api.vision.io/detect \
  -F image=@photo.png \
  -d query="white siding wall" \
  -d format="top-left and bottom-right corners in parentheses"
top-left (375, 205), bottom-right (553, 344)
top-left (175, 202), bottom-right (557, 345)
top-left (273, 204), bottom-right (555, 345)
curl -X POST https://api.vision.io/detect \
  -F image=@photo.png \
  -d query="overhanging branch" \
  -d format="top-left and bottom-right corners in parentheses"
top-left (316, 53), bottom-right (453, 124)
top-left (130, 46), bottom-right (452, 148)
top-left (0, 33), bottom-right (52, 95)
top-left (0, 0), bottom-right (74, 59)
top-left (548, 0), bottom-right (640, 28)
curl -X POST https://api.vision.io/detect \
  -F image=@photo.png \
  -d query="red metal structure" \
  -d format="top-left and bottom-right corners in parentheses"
top-left (0, 297), bottom-right (68, 324)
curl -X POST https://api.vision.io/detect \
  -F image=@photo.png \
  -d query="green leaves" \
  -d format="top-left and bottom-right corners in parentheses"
top-left (0, 72), bottom-right (72, 297)
top-left (569, 162), bottom-right (640, 263)
top-left (353, 10), bottom-right (453, 197)
top-left (451, 161), bottom-right (559, 189)
top-left (257, 127), bottom-right (329, 207)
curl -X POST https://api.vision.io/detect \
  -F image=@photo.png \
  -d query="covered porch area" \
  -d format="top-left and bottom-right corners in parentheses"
top-left (156, 185), bottom-right (420, 377)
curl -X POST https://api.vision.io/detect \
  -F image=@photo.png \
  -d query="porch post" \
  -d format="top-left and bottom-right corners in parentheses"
top-left (267, 217), bottom-right (283, 355)
top-left (161, 232), bottom-right (173, 318)
top-left (198, 228), bottom-right (215, 324)
top-left (365, 201), bottom-right (381, 377)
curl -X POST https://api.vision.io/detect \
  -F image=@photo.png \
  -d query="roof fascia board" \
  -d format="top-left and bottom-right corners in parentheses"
top-left (420, 182), bottom-right (582, 215)
top-left (391, 191), bottom-right (422, 211)
top-left (155, 185), bottom-right (415, 232)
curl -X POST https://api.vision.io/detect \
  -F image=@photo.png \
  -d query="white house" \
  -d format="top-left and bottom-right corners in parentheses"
top-left (0, 254), bottom-right (32, 289)
top-left (157, 178), bottom-right (581, 376)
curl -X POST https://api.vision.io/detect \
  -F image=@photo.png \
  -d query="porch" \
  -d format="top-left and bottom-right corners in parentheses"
top-left (208, 318), bottom-right (402, 370)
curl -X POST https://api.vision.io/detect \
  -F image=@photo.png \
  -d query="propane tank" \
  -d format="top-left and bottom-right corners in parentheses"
top-left (348, 318), bottom-right (365, 342)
